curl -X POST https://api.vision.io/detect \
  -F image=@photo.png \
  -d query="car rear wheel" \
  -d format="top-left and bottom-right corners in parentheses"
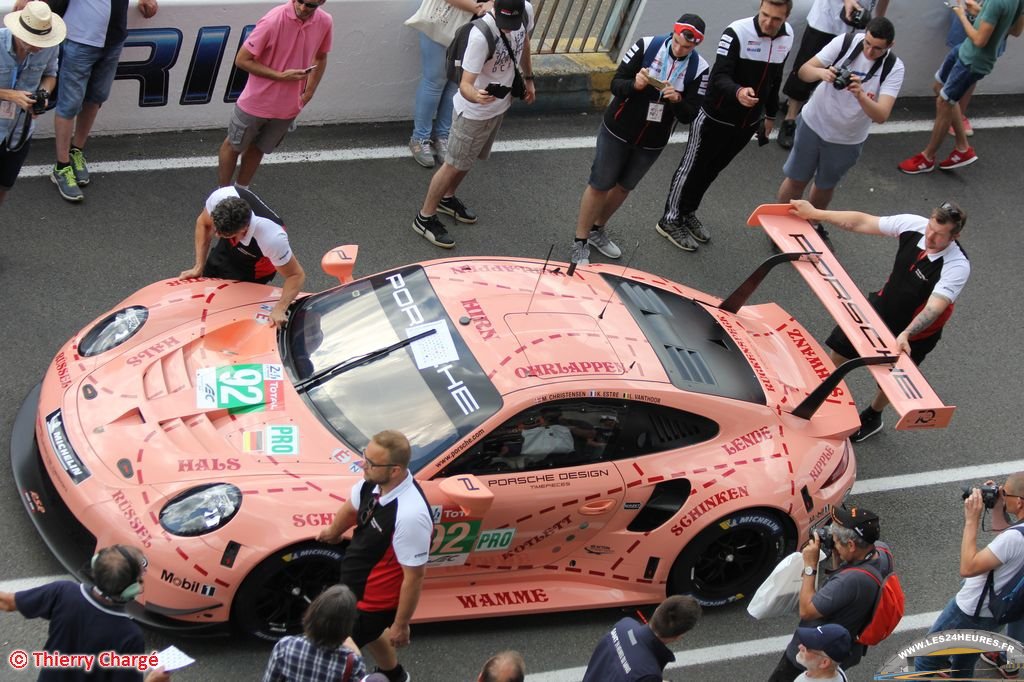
top-left (668, 509), bottom-right (792, 607)
top-left (232, 542), bottom-right (344, 640)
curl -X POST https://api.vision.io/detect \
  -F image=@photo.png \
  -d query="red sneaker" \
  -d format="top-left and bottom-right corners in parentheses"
top-left (948, 115), bottom-right (974, 137)
top-left (938, 146), bottom-right (978, 170)
top-left (898, 152), bottom-right (935, 174)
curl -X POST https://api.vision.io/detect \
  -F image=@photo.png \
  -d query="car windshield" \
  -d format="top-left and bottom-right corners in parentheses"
top-left (285, 265), bottom-right (503, 472)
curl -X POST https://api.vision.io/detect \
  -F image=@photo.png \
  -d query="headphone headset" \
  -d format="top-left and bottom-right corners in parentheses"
top-left (90, 546), bottom-right (144, 602)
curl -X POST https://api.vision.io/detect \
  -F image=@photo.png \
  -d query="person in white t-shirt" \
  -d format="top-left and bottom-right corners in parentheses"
top-left (915, 474), bottom-right (1024, 678)
top-left (776, 0), bottom-right (891, 149)
top-left (794, 624), bottom-right (851, 681)
top-left (412, 0), bottom-right (535, 249)
top-left (777, 17), bottom-right (903, 249)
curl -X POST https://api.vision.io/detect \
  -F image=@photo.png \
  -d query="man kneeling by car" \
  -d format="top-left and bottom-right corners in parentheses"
top-left (179, 186), bottom-right (304, 327)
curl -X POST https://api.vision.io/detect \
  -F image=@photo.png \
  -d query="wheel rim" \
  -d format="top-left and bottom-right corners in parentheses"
top-left (248, 557), bottom-right (339, 636)
top-left (690, 525), bottom-right (775, 597)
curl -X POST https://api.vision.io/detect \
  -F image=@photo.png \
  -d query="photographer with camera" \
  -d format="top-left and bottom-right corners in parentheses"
top-left (412, 0), bottom-right (535, 248)
top-left (775, 17), bottom-right (902, 251)
top-left (769, 506), bottom-right (894, 682)
top-left (0, 2), bottom-right (63, 208)
top-left (914, 474), bottom-right (1024, 679)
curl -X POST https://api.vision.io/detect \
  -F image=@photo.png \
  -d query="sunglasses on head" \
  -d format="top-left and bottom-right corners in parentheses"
top-left (673, 23), bottom-right (704, 44)
top-left (938, 201), bottom-right (963, 225)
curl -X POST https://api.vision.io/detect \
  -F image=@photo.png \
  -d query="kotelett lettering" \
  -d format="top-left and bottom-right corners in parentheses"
top-left (45, 410), bottom-right (91, 485)
top-left (161, 569), bottom-right (217, 596)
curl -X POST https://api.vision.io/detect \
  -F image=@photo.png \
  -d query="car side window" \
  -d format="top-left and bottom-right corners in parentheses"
top-left (438, 399), bottom-right (719, 477)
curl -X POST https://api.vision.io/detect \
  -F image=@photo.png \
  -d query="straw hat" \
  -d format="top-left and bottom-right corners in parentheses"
top-left (4, 1), bottom-right (67, 49)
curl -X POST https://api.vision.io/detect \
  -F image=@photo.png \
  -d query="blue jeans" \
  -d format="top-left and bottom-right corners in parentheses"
top-left (56, 40), bottom-right (124, 119)
top-left (412, 32), bottom-right (457, 142)
top-left (915, 598), bottom-right (998, 678)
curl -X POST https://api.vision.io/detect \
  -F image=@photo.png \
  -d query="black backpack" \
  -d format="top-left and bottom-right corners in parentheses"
top-left (446, 17), bottom-right (497, 84)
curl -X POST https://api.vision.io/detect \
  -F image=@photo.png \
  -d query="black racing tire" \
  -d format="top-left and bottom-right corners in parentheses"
top-left (668, 508), bottom-right (793, 607)
top-left (232, 542), bottom-right (345, 641)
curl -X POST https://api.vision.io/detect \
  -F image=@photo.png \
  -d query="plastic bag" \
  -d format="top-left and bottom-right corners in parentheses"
top-left (747, 551), bottom-right (821, 620)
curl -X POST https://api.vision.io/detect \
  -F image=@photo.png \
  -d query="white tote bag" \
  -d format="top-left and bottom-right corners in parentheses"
top-left (747, 551), bottom-right (814, 620)
top-left (404, 0), bottom-right (472, 47)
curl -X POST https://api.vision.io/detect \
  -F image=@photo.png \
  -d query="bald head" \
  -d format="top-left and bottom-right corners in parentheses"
top-left (1006, 473), bottom-right (1024, 496)
top-left (478, 650), bottom-right (525, 682)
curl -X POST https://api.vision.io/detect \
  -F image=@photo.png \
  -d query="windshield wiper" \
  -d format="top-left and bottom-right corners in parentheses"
top-left (294, 327), bottom-right (437, 393)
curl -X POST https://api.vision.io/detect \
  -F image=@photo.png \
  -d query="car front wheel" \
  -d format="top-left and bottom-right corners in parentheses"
top-left (232, 542), bottom-right (345, 640)
top-left (668, 508), bottom-right (792, 607)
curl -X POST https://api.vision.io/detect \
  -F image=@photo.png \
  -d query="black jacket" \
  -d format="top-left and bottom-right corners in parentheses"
top-left (703, 16), bottom-right (793, 129)
top-left (602, 36), bottom-right (710, 150)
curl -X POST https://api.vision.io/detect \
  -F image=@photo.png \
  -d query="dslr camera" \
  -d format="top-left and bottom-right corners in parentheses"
top-left (813, 526), bottom-right (835, 553)
top-left (485, 82), bottom-right (511, 99)
top-left (31, 89), bottom-right (48, 116)
top-left (962, 484), bottom-right (1001, 509)
top-left (832, 67), bottom-right (855, 90)
top-left (840, 5), bottom-right (871, 29)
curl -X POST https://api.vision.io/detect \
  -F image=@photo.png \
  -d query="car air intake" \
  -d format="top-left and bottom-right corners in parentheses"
top-left (628, 478), bottom-right (692, 532)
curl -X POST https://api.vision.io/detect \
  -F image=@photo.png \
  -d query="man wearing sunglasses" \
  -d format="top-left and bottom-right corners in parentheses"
top-left (914, 474), bottom-right (1024, 678)
top-left (657, 0), bottom-right (793, 253)
top-left (568, 13), bottom-right (709, 267)
top-left (317, 431), bottom-right (433, 682)
top-left (788, 198), bottom-right (970, 443)
top-left (216, 0), bottom-right (333, 189)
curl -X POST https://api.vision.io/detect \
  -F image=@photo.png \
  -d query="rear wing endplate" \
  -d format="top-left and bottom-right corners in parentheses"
top-left (745, 204), bottom-right (955, 431)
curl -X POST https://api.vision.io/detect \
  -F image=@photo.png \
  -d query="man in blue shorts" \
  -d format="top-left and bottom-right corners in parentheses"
top-left (898, 0), bottom-right (1022, 174)
top-left (568, 13), bottom-right (709, 266)
top-left (776, 17), bottom-right (903, 250)
top-left (29, 0), bottom-right (160, 202)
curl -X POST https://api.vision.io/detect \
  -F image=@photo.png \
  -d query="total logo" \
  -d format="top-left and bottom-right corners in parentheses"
top-left (160, 569), bottom-right (216, 597)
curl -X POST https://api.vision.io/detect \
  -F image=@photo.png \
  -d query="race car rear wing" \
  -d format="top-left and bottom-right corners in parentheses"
top-left (737, 203), bottom-right (954, 432)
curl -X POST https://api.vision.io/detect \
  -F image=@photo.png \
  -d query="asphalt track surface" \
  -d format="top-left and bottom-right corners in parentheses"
top-left (2, 98), bottom-right (1023, 681)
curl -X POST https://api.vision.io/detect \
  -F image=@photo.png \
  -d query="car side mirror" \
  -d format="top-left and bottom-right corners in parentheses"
top-left (321, 245), bottom-right (359, 284)
top-left (439, 474), bottom-right (494, 518)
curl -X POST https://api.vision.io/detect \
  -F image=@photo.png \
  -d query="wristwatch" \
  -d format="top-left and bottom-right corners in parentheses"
top-left (803, 566), bottom-right (817, 577)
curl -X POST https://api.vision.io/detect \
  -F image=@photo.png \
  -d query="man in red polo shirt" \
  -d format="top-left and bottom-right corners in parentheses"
top-left (217, 0), bottom-right (333, 188)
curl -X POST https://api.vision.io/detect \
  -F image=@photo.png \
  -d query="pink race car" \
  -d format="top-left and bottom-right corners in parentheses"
top-left (12, 206), bottom-right (952, 639)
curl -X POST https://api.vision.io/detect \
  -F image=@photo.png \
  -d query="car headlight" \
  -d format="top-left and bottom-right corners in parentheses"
top-left (78, 306), bottom-right (149, 357)
top-left (159, 483), bottom-right (242, 537)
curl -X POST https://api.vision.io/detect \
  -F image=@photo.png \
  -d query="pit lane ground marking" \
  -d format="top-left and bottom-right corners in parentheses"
top-left (525, 610), bottom-right (941, 681)
top-left (17, 115), bottom-right (1024, 178)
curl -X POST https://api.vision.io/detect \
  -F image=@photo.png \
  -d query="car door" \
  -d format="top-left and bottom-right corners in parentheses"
top-left (418, 400), bottom-right (628, 574)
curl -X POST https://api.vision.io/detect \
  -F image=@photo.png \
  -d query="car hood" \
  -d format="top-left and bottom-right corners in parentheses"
top-left (68, 305), bottom-right (356, 485)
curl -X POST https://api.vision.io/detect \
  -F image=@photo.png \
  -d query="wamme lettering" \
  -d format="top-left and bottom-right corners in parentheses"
top-left (456, 588), bottom-right (550, 609)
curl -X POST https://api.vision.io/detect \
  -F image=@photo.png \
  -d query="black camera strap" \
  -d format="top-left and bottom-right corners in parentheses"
top-left (497, 30), bottom-right (526, 97)
top-left (3, 107), bottom-right (33, 153)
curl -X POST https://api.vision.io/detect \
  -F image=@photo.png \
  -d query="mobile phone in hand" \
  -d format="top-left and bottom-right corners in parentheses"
top-left (303, 64), bottom-right (317, 73)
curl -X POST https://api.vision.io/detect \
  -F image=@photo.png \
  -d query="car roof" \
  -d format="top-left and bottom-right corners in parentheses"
top-left (425, 258), bottom-right (685, 397)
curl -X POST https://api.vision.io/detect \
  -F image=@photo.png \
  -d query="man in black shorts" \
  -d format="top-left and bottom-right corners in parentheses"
top-left (790, 198), bottom-right (970, 442)
top-left (317, 430), bottom-right (432, 682)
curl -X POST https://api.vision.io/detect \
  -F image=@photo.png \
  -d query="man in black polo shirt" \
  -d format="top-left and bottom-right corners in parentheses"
top-left (179, 186), bottom-right (305, 328)
top-left (789, 199), bottom-right (971, 442)
top-left (582, 595), bottom-right (702, 681)
top-left (317, 430), bottom-right (432, 682)
top-left (0, 545), bottom-right (168, 681)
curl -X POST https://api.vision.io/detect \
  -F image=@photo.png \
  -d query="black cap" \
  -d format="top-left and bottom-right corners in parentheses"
top-left (831, 505), bottom-right (880, 543)
top-left (676, 13), bottom-right (706, 36)
top-left (494, 0), bottom-right (525, 31)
